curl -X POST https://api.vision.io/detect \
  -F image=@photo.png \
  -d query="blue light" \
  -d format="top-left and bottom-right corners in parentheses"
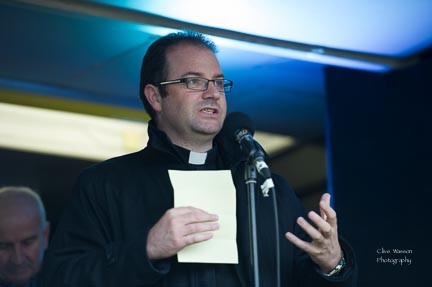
top-left (112, 0), bottom-right (432, 57)
top-left (94, 0), bottom-right (432, 71)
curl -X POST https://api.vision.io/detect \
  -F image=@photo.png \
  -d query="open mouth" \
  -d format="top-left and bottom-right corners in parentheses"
top-left (200, 107), bottom-right (218, 114)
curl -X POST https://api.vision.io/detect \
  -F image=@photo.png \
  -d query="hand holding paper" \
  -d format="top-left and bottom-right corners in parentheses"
top-left (146, 206), bottom-right (220, 260)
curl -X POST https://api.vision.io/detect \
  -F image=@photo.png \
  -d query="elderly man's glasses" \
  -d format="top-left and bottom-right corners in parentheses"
top-left (157, 77), bottom-right (233, 93)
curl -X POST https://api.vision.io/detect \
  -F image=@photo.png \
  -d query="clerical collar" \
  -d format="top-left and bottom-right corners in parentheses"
top-left (173, 144), bottom-right (219, 167)
top-left (188, 150), bottom-right (207, 165)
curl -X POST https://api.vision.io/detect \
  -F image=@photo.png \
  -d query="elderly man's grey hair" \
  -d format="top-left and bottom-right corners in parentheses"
top-left (0, 186), bottom-right (47, 228)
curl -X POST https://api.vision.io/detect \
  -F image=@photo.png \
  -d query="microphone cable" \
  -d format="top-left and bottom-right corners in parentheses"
top-left (269, 185), bottom-right (280, 287)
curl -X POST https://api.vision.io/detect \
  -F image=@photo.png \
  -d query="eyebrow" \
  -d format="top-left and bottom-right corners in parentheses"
top-left (0, 235), bottom-right (37, 245)
top-left (22, 235), bottom-right (38, 242)
top-left (180, 71), bottom-right (224, 79)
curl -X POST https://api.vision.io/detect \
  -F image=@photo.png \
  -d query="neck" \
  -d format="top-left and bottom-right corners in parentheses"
top-left (154, 122), bottom-right (215, 152)
top-left (170, 136), bottom-right (213, 153)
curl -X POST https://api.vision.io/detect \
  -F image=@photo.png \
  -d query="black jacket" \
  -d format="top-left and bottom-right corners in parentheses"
top-left (42, 122), bottom-right (357, 286)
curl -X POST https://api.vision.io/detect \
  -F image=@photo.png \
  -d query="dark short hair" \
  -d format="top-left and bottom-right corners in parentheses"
top-left (139, 30), bottom-right (218, 118)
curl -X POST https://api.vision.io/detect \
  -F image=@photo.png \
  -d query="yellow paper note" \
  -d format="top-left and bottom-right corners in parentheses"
top-left (168, 170), bottom-right (238, 264)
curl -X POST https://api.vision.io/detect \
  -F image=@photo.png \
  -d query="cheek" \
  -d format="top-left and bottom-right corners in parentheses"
top-left (169, 102), bottom-right (193, 121)
top-left (25, 244), bottom-right (45, 266)
top-left (162, 95), bottom-right (188, 113)
top-left (219, 97), bottom-right (227, 117)
top-left (220, 94), bottom-right (227, 107)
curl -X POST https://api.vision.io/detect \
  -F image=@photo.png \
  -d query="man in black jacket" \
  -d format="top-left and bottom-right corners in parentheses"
top-left (43, 31), bottom-right (357, 286)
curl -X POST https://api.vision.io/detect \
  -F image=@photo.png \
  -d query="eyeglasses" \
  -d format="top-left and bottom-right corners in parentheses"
top-left (156, 77), bottom-right (233, 93)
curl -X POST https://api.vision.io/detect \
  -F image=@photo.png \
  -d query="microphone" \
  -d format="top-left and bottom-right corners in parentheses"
top-left (219, 112), bottom-right (275, 196)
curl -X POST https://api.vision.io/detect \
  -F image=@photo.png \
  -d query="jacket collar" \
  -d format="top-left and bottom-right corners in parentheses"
top-left (146, 120), bottom-right (223, 168)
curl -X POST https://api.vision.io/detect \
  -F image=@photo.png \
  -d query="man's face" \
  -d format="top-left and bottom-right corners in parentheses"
top-left (0, 208), bottom-right (49, 285)
top-left (154, 43), bottom-right (227, 151)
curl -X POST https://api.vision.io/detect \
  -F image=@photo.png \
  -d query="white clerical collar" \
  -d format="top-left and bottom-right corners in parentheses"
top-left (188, 150), bottom-right (208, 165)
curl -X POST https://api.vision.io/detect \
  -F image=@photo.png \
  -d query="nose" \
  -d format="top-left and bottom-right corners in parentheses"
top-left (203, 81), bottom-right (222, 100)
top-left (11, 246), bottom-right (24, 265)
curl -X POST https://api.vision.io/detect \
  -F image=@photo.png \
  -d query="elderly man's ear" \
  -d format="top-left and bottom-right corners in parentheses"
top-left (43, 222), bottom-right (50, 249)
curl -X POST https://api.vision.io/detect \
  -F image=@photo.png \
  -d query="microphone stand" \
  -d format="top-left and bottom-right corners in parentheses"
top-left (243, 146), bottom-right (280, 287)
top-left (245, 163), bottom-right (260, 287)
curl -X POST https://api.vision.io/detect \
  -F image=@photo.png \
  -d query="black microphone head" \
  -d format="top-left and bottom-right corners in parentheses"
top-left (220, 112), bottom-right (255, 142)
top-left (215, 112), bottom-right (256, 166)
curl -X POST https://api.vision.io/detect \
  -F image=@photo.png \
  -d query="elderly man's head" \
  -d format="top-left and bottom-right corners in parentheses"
top-left (0, 187), bottom-right (49, 286)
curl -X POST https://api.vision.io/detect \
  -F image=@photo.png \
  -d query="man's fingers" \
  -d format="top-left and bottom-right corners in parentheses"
top-left (169, 206), bottom-right (218, 221)
top-left (165, 207), bottom-right (219, 233)
top-left (170, 206), bottom-right (219, 225)
top-left (169, 207), bottom-right (220, 243)
top-left (285, 232), bottom-right (307, 249)
top-left (286, 196), bottom-right (343, 272)
top-left (184, 232), bottom-right (214, 245)
top-left (308, 211), bottom-right (332, 236)
top-left (183, 211), bottom-right (219, 225)
top-left (147, 206), bottom-right (220, 260)
top-left (296, 217), bottom-right (325, 242)
top-left (184, 221), bottom-right (220, 236)
top-left (285, 232), bottom-right (319, 254)
top-left (319, 200), bottom-right (338, 227)
top-left (321, 193), bottom-right (331, 205)
top-left (320, 193), bottom-right (330, 220)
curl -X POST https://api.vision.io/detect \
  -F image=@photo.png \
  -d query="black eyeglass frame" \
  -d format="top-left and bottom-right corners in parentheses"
top-left (156, 77), bottom-right (233, 93)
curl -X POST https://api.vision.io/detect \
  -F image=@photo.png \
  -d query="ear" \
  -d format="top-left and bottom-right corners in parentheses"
top-left (43, 221), bottom-right (50, 249)
top-left (144, 84), bottom-right (163, 113)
